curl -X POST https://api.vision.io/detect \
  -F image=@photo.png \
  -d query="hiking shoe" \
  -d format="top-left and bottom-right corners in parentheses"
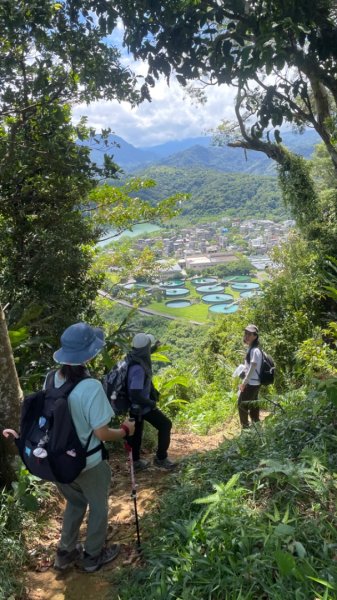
top-left (153, 457), bottom-right (176, 470)
top-left (133, 459), bottom-right (150, 472)
top-left (76, 544), bottom-right (120, 573)
top-left (54, 544), bottom-right (83, 570)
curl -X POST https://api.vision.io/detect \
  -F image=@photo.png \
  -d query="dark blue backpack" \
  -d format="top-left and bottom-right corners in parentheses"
top-left (102, 358), bottom-right (131, 415)
top-left (15, 371), bottom-right (105, 483)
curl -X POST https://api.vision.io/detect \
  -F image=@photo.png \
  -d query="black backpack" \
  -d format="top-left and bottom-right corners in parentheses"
top-left (102, 357), bottom-right (131, 415)
top-left (259, 351), bottom-right (276, 386)
top-left (15, 371), bottom-right (106, 483)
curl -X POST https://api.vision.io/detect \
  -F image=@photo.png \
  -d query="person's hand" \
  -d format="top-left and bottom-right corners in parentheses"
top-left (123, 419), bottom-right (135, 436)
top-left (239, 383), bottom-right (246, 392)
top-left (3, 429), bottom-right (19, 439)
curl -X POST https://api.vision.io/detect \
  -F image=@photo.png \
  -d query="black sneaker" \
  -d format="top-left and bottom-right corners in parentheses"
top-left (133, 459), bottom-right (150, 472)
top-left (153, 457), bottom-right (177, 470)
top-left (77, 544), bottom-right (120, 573)
top-left (54, 544), bottom-right (83, 570)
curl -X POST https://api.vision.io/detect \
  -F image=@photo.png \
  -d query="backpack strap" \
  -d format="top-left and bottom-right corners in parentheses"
top-left (45, 369), bottom-right (57, 390)
top-left (84, 432), bottom-right (107, 460)
top-left (46, 371), bottom-right (103, 455)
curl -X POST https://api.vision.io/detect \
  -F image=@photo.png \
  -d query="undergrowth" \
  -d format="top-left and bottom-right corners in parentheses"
top-left (115, 385), bottom-right (337, 600)
top-left (0, 466), bottom-right (54, 600)
top-left (0, 488), bottom-right (26, 599)
top-left (174, 387), bottom-right (237, 434)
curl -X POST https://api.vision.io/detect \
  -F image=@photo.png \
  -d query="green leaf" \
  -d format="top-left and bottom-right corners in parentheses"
top-left (160, 375), bottom-right (190, 389)
top-left (20, 493), bottom-right (39, 512)
top-left (8, 327), bottom-right (29, 346)
top-left (274, 523), bottom-right (295, 536)
top-left (307, 577), bottom-right (336, 590)
top-left (293, 541), bottom-right (307, 558)
top-left (151, 352), bottom-right (171, 363)
top-left (274, 550), bottom-right (296, 576)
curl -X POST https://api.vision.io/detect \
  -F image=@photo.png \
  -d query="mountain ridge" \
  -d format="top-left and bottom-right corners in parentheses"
top-left (87, 129), bottom-right (320, 175)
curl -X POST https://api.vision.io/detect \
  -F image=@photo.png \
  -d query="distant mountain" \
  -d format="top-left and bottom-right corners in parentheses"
top-left (86, 129), bottom-right (320, 174)
top-left (79, 134), bottom-right (158, 170)
top-left (156, 129), bottom-right (321, 175)
top-left (147, 137), bottom-right (210, 157)
top-left (134, 166), bottom-right (287, 221)
top-left (159, 144), bottom-right (275, 175)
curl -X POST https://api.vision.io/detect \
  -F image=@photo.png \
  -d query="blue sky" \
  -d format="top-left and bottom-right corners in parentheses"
top-left (72, 23), bottom-right (236, 148)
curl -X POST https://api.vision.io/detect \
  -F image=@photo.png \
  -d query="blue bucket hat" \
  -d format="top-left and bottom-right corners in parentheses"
top-left (53, 322), bottom-right (105, 365)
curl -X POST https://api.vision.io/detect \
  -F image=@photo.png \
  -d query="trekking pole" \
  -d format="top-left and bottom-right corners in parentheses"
top-left (124, 418), bottom-right (141, 552)
top-left (266, 397), bottom-right (286, 413)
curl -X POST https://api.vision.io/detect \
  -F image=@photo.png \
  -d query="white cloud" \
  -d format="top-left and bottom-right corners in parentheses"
top-left (72, 76), bottom-right (236, 147)
top-left (72, 22), bottom-right (237, 147)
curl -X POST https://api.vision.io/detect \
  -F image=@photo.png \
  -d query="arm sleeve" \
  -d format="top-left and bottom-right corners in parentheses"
top-left (128, 365), bottom-right (154, 407)
top-left (87, 381), bottom-right (114, 429)
top-left (129, 390), bottom-right (155, 407)
top-left (242, 362), bottom-right (257, 386)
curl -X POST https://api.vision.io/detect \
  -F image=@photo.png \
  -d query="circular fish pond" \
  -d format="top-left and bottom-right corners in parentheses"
top-left (209, 303), bottom-right (239, 314)
top-left (160, 279), bottom-right (185, 287)
top-left (165, 300), bottom-right (191, 308)
top-left (196, 284), bottom-right (224, 293)
top-left (191, 277), bottom-right (218, 285)
top-left (202, 293), bottom-right (234, 304)
top-left (231, 282), bottom-right (260, 291)
top-left (240, 290), bottom-right (260, 299)
top-left (165, 287), bottom-right (190, 297)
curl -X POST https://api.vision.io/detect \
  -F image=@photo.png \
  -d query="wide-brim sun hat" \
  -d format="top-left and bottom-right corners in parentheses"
top-left (132, 333), bottom-right (156, 349)
top-left (53, 322), bottom-right (105, 365)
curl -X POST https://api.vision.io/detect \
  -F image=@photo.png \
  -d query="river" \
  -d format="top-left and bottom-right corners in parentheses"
top-left (97, 222), bottom-right (161, 248)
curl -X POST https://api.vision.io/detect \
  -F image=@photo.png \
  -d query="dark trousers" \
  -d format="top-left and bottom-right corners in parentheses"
top-left (129, 408), bottom-right (172, 461)
top-left (238, 384), bottom-right (261, 428)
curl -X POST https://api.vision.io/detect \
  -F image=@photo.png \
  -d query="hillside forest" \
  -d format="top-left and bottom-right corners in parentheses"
top-left (1, 2), bottom-right (337, 599)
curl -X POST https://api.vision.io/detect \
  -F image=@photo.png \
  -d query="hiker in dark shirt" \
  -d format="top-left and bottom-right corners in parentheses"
top-left (127, 333), bottom-right (176, 471)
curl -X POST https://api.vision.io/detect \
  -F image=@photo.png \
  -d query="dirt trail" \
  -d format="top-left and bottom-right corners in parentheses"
top-left (24, 419), bottom-right (241, 600)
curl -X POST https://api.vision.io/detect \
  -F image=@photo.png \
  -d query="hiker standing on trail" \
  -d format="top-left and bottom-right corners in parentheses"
top-left (127, 333), bottom-right (176, 471)
top-left (237, 324), bottom-right (263, 429)
top-left (51, 322), bottom-right (135, 572)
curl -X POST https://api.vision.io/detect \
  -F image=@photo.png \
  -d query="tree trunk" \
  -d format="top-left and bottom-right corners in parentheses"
top-left (0, 305), bottom-right (23, 487)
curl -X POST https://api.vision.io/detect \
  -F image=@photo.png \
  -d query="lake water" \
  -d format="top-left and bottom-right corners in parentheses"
top-left (97, 223), bottom-right (161, 247)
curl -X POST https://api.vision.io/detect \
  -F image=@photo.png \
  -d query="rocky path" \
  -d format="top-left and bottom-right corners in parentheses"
top-left (23, 419), bottom-right (241, 600)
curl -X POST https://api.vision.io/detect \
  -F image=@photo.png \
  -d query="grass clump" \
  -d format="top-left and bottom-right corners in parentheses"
top-left (0, 488), bottom-right (26, 600)
top-left (174, 387), bottom-right (237, 434)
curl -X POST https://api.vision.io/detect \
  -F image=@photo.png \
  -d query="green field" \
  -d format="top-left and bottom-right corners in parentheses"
top-left (146, 280), bottom-right (251, 322)
top-left (147, 299), bottom-right (210, 322)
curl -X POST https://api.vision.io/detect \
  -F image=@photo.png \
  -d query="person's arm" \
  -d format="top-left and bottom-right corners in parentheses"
top-left (128, 365), bottom-right (155, 408)
top-left (94, 418), bottom-right (135, 442)
top-left (129, 389), bottom-right (155, 407)
top-left (240, 362), bottom-right (257, 390)
top-left (151, 340), bottom-right (161, 353)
